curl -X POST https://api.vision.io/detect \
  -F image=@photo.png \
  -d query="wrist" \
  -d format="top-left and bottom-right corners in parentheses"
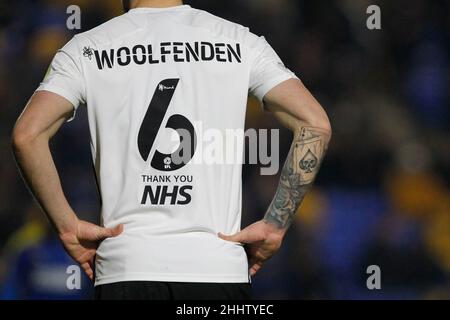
top-left (262, 218), bottom-right (288, 238)
top-left (56, 212), bottom-right (79, 237)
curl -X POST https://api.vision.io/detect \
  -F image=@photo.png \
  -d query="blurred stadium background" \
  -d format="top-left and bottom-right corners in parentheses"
top-left (0, 0), bottom-right (449, 299)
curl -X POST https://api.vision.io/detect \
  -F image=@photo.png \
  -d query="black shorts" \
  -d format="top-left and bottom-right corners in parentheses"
top-left (95, 281), bottom-right (252, 300)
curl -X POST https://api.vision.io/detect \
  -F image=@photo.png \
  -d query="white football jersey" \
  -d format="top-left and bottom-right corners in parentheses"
top-left (37, 5), bottom-right (297, 285)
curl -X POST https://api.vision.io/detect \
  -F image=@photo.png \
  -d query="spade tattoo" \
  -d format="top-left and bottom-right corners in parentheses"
top-left (299, 149), bottom-right (318, 173)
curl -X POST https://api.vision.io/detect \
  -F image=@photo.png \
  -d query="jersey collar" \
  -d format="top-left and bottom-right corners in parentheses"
top-left (128, 5), bottom-right (191, 13)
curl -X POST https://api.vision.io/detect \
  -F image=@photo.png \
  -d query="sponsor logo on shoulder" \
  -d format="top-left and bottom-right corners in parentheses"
top-left (158, 84), bottom-right (176, 91)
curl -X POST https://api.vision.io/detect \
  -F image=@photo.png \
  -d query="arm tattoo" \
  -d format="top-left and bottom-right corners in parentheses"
top-left (264, 126), bottom-right (330, 229)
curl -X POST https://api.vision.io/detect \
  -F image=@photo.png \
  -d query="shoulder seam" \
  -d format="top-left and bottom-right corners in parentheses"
top-left (171, 9), bottom-right (254, 51)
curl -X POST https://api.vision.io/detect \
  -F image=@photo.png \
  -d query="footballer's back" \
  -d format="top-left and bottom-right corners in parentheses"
top-left (38, 4), bottom-right (297, 284)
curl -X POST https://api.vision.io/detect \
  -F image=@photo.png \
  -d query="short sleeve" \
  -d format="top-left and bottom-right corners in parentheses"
top-left (248, 36), bottom-right (299, 104)
top-left (36, 38), bottom-right (85, 121)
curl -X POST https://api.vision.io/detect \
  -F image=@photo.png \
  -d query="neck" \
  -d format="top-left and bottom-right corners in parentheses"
top-left (131, 0), bottom-right (183, 9)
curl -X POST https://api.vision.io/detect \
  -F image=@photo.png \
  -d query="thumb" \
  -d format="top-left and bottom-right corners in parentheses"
top-left (218, 230), bottom-right (247, 244)
top-left (96, 224), bottom-right (124, 241)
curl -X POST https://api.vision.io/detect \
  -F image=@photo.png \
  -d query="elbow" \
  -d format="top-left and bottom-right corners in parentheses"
top-left (314, 115), bottom-right (332, 138)
top-left (322, 117), bottom-right (332, 141)
top-left (11, 124), bottom-right (39, 154)
top-left (298, 112), bottom-right (332, 141)
top-left (11, 129), bottom-right (27, 154)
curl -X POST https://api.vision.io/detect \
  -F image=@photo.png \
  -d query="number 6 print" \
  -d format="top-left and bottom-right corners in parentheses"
top-left (138, 79), bottom-right (197, 171)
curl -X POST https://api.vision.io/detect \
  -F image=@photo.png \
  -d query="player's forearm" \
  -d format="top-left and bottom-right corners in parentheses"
top-left (12, 135), bottom-right (78, 235)
top-left (264, 123), bottom-right (331, 230)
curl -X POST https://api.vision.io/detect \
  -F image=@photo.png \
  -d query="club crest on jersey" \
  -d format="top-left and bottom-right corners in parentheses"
top-left (82, 46), bottom-right (94, 60)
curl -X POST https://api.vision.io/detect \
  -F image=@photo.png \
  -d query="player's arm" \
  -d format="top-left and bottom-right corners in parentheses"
top-left (263, 78), bottom-right (331, 229)
top-left (220, 79), bottom-right (331, 276)
top-left (11, 91), bottom-right (122, 280)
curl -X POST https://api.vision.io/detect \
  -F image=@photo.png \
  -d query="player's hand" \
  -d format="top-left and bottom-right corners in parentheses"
top-left (58, 220), bottom-right (123, 281)
top-left (219, 220), bottom-right (285, 276)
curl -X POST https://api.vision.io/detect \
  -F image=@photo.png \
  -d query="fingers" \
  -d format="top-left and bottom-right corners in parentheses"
top-left (96, 224), bottom-right (124, 241)
top-left (109, 224), bottom-right (124, 237)
top-left (218, 230), bottom-right (247, 244)
top-left (248, 245), bottom-right (273, 277)
top-left (249, 254), bottom-right (265, 276)
top-left (219, 221), bottom-right (274, 244)
top-left (249, 263), bottom-right (262, 276)
top-left (81, 262), bottom-right (94, 281)
top-left (77, 220), bottom-right (124, 242)
top-left (219, 229), bottom-right (266, 244)
top-left (78, 250), bottom-right (96, 281)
